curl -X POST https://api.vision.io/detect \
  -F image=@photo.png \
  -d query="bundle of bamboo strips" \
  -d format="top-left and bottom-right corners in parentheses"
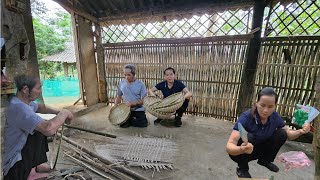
top-left (59, 133), bottom-right (149, 180)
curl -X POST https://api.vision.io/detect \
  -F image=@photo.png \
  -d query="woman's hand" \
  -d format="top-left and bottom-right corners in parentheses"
top-left (299, 123), bottom-right (311, 134)
top-left (126, 102), bottom-right (136, 107)
top-left (240, 142), bottom-right (254, 154)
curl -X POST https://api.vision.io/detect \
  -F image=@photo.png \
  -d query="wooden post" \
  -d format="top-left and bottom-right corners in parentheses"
top-left (73, 15), bottom-right (99, 106)
top-left (63, 62), bottom-right (69, 77)
top-left (71, 13), bottom-right (85, 104)
top-left (24, 0), bottom-right (44, 103)
top-left (314, 74), bottom-right (320, 180)
top-left (95, 23), bottom-right (108, 103)
top-left (236, 0), bottom-right (266, 116)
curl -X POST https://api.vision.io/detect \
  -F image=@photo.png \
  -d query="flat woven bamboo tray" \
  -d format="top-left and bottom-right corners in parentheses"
top-left (109, 103), bottom-right (131, 125)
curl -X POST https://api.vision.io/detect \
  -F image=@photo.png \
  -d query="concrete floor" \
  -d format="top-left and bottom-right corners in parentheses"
top-left (50, 106), bottom-right (315, 180)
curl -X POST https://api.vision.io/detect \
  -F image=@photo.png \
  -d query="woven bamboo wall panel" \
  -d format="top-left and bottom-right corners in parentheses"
top-left (255, 36), bottom-right (320, 118)
top-left (104, 36), bottom-right (251, 121)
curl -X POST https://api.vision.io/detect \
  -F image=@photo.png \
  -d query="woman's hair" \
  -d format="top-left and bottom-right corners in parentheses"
top-left (164, 67), bottom-right (175, 74)
top-left (251, 87), bottom-right (278, 118)
top-left (257, 87), bottom-right (278, 104)
top-left (14, 74), bottom-right (39, 92)
top-left (124, 64), bottom-right (136, 76)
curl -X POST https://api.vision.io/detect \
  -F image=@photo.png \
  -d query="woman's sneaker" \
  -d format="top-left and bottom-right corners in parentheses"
top-left (236, 167), bottom-right (251, 178)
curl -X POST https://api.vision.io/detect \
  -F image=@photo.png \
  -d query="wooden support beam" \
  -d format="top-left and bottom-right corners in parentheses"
top-left (98, 1), bottom-right (253, 23)
top-left (77, 16), bottom-right (99, 106)
top-left (53, 0), bottom-right (98, 23)
top-left (71, 13), bottom-right (85, 104)
top-left (314, 74), bottom-right (320, 180)
top-left (95, 23), bottom-right (108, 103)
top-left (24, 0), bottom-right (44, 103)
top-left (236, 0), bottom-right (266, 115)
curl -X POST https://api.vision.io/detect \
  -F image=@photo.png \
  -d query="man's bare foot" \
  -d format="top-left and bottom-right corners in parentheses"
top-left (36, 163), bottom-right (52, 173)
top-left (27, 168), bottom-right (49, 180)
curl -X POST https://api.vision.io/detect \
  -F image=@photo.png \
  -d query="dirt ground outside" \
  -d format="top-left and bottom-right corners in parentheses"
top-left (46, 106), bottom-right (315, 180)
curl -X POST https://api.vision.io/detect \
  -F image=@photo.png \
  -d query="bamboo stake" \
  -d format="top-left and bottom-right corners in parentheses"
top-left (64, 152), bottom-right (113, 180)
top-left (72, 153), bottom-right (133, 180)
top-left (65, 125), bottom-right (116, 138)
top-left (59, 134), bottom-right (149, 180)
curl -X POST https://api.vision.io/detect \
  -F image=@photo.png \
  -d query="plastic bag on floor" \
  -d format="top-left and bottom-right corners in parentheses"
top-left (276, 151), bottom-right (311, 171)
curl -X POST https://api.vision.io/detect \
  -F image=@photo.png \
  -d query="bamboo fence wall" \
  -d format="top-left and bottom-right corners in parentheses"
top-left (255, 36), bottom-right (320, 118)
top-left (104, 35), bottom-right (319, 121)
top-left (104, 35), bottom-right (252, 121)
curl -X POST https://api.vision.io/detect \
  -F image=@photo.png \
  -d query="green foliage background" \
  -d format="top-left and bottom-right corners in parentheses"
top-left (31, 0), bottom-right (73, 79)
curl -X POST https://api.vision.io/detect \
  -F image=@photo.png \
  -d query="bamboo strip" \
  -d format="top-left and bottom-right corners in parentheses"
top-left (64, 152), bottom-right (113, 180)
top-left (59, 134), bottom-right (149, 180)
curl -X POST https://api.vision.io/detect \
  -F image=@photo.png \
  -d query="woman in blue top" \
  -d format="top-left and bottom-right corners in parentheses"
top-left (226, 87), bottom-right (311, 178)
top-left (149, 67), bottom-right (192, 127)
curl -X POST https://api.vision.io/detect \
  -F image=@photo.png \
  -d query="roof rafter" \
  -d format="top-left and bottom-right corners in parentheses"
top-left (53, 0), bottom-right (98, 23)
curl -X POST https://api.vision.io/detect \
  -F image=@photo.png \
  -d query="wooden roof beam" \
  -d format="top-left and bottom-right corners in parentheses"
top-left (53, 0), bottom-right (98, 23)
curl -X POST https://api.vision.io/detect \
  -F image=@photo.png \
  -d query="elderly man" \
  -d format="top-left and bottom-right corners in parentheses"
top-left (3, 74), bottom-right (73, 180)
top-left (115, 64), bottom-right (148, 128)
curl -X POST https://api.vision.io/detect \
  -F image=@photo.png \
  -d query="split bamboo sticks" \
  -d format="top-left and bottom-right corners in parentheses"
top-left (59, 133), bottom-right (149, 180)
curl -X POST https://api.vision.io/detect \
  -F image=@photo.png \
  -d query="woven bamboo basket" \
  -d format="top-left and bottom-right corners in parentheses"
top-left (109, 103), bottom-right (131, 125)
top-left (145, 105), bottom-right (175, 119)
top-left (157, 92), bottom-right (184, 108)
top-left (144, 96), bottom-right (162, 107)
top-left (154, 99), bottom-right (184, 113)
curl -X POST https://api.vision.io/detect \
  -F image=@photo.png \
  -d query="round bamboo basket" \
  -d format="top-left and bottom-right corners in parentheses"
top-left (145, 105), bottom-right (175, 119)
top-left (154, 99), bottom-right (184, 113)
top-left (144, 92), bottom-right (184, 118)
top-left (157, 92), bottom-right (184, 107)
top-left (109, 103), bottom-right (131, 125)
top-left (144, 96), bottom-right (162, 107)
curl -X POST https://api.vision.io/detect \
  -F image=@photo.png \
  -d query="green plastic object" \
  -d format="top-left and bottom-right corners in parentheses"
top-left (293, 109), bottom-right (308, 126)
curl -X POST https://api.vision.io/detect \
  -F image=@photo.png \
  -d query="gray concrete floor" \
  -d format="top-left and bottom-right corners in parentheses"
top-left (50, 106), bottom-right (315, 180)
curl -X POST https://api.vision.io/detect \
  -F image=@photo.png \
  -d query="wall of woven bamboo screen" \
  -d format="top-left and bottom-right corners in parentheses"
top-left (101, 0), bottom-right (320, 43)
top-left (255, 36), bottom-right (320, 119)
top-left (104, 35), bottom-right (251, 121)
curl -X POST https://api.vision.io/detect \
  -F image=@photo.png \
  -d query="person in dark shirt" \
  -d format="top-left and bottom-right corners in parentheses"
top-left (226, 87), bottom-right (311, 178)
top-left (149, 67), bottom-right (192, 127)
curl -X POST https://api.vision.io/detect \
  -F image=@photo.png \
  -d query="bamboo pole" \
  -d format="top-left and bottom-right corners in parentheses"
top-left (64, 125), bottom-right (117, 138)
top-left (64, 152), bottom-right (113, 179)
top-left (71, 153), bottom-right (134, 180)
top-left (59, 134), bottom-right (149, 180)
top-left (314, 74), bottom-right (320, 180)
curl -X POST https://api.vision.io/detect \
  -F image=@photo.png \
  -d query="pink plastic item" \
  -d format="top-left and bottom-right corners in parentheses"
top-left (276, 151), bottom-right (311, 171)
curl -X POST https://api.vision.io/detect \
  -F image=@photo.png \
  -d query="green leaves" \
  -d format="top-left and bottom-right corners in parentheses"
top-left (32, 2), bottom-right (72, 79)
